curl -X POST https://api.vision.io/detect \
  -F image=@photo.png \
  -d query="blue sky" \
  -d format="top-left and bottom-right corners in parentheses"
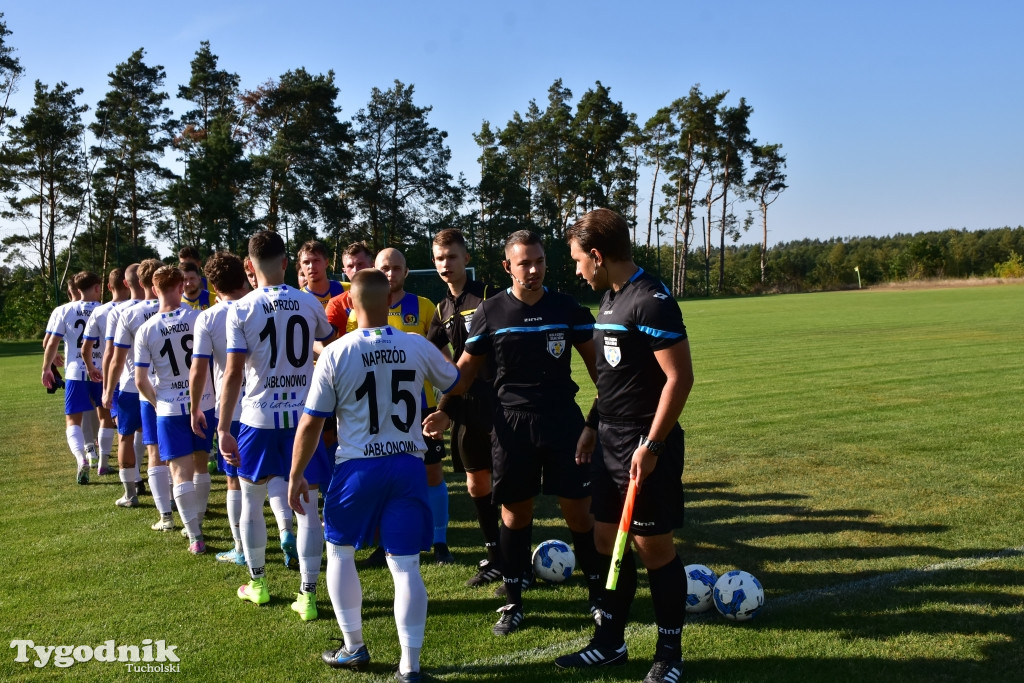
top-left (2, 1), bottom-right (1022, 248)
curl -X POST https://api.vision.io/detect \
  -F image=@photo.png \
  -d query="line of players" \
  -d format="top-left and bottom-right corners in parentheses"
top-left (40, 209), bottom-right (692, 683)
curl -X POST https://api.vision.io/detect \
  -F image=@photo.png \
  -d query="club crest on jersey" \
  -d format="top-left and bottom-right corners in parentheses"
top-left (404, 313), bottom-right (418, 325)
top-left (603, 337), bottom-right (621, 367)
top-left (547, 331), bottom-right (566, 358)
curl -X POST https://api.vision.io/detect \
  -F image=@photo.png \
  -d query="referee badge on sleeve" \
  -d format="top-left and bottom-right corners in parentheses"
top-left (546, 331), bottom-right (565, 358)
top-left (603, 337), bottom-right (621, 367)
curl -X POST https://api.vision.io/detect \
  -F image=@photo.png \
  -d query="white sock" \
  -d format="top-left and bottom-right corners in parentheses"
top-left (240, 479), bottom-right (269, 579)
top-left (66, 425), bottom-right (87, 467)
top-left (267, 477), bottom-right (293, 535)
top-left (226, 488), bottom-right (243, 551)
top-left (193, 471), bottom-right (211, 525)
top-left (148, 465), bottom-right (172, 515)
top-left (173, 481), bottom-right (201, 541)
top-left (296, 491), bottom-right (324, 592)
top-left (387, 553), bottom-right (427, 674)
top-left (327, 543), bottom-right (363, 649)
top-left (98, 427), bottom-right (115, 462)
top-left (119, 468), bottom-right (137, 498)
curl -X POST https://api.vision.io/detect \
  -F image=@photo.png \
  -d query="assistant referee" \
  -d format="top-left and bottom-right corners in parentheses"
top-left (555, 208), bottom-right (694, 683)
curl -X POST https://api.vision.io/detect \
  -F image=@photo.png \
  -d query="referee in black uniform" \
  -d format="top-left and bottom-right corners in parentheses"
top-left (554, 208), bottom-right (693, 683)
top-left (424, 230), bottom-right (602, 637)
top-left (426, 228), bottom-right (503, 587)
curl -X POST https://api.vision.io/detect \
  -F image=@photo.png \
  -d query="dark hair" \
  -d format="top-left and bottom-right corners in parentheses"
top-left (107, 268), bottom-right (127, 291)
top-left (138, 259), bottom-right (164, 288)
top-left (178, 245), bottom-right (201, 262)
top-left (152, 265), bottom-right (184, 293)
top-left (504, 230), bottom-right (542, 253)
top-left (342, 242), bottom-right (373, 260)
top-left (204, 251), bottom-right (247, 294)
top-left (73, 271), bottom-right (102, 291)
top-left (566, 208), bottom-right (632, 262)
top-left (179, 261), bottom-right (202, 276)
top-left (433, 228), bottom-right (467, 251)
top-left (297, 240), bottom-right (330, 261)
top-left (124, 263), bottom-right (141, 287)
top-left (248, 230), bottom-right (286, 262)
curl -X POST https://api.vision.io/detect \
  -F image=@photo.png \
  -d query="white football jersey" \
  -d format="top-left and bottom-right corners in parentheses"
top-left (105, 298), bottom-right (140, 343)
top-left (45, 303), bottom-right (70, 339)
top-left (134, 307), bottom-right (214, 416)
top-left (83, 300), bottom-right (123, 373)
top-left (226, 285), bottom-right (333, 429)
top-left (113, 299), bottom-right (161, 394)
top-left (305, 325), bottom-right (460, 463)
top-left (49, 300), bottom-right (100, 381)
top-left (193, 300), bottom-right (244, 421)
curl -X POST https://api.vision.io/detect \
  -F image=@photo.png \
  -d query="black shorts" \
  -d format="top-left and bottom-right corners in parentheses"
top-left (491, 405), bottom-right (591, 505)
top-left (450, 390), bottom-right (494, 473)
top-left (423, 436), bottom-right (447, 466)
top-left (592, 418), bottom-right (684, 536)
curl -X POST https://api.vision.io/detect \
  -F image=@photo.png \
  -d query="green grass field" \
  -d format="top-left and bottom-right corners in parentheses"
top-left (1, 284), bottom-right (1022, 682)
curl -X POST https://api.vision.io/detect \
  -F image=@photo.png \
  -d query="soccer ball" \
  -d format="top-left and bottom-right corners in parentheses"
top-left (713, 570), bottom-right (764, 621)
top-left (532, 539), bottom-right (576, 583)
top-left (684, 564), bottom-right (718, 613)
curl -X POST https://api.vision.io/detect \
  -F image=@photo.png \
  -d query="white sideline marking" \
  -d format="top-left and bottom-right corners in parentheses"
top-left (428, 545), bottom-right (1024, 677)
top-left (771, 544), bottom-right (1024, 610)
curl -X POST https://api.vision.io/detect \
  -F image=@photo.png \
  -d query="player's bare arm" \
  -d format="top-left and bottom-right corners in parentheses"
top-left (189, 355), bottom-right (211, 438)
top-left (134, 366), bottom-right (158, 406)
top-left (40, 334), bottom-right (61, 388)
top-left (216, 352), bottom-right (245, 466)
top-left (100, 339), bottom-right (114, 389)
top-left (103, 345), bottom-right (129, 409)
top-left (82, 338), bottom-right (101, 382)
top-left (288, 412), bottom-right (326, 514)
top-left (630, 339), bottom-right (694, 486)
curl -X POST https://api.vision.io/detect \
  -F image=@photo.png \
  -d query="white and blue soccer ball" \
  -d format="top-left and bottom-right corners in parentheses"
top-left (713, 570), bottom-right (764, 621)
top-left (532, 539), bottom-right (576, 583)
top-left (684, 564), bottom-right (718, 613)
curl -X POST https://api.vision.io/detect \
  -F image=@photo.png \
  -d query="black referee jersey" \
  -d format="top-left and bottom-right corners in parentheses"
top-left (464, 287), bottom-right (595, 410)
top-left (594, 267), bottom-right (687, 421)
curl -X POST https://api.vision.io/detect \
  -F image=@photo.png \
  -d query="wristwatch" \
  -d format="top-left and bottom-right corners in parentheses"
top-left (639, 436), bottom-right (664, 455)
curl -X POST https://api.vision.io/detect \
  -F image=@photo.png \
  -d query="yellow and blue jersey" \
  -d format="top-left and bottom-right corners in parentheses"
top-left (182, 289), bottom-right (216, 311)
top-left (303, 279), bottom-right (348, 310)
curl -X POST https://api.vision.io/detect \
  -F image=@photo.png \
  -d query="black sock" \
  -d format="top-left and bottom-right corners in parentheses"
top-left (648, 554), bottom-right (686, 662)
top-left (472, 493), bottom-right (501, 563)
top-left (570, 528), bottom-right (602, 601)
top-left (499, 522), bottom-right (532, 606)
top-left (594, 549), bottom-right (636, 648)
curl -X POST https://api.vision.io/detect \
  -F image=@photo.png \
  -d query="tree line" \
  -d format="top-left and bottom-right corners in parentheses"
top-left (0, 17), bottom-right (1019, 341)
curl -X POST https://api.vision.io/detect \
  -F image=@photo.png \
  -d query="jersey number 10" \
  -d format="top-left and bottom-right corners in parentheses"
top-left (259, 315), bottom-right (310, 369)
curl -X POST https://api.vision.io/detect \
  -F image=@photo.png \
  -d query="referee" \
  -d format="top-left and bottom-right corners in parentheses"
top-left (555, 208), bottom-right (693, 683)
top-left (424, 230), bottom-right (602, 637)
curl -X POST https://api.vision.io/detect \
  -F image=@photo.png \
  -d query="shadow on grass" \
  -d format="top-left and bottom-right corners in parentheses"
top-left (688, 566), bottom-right (1024, 681)
top-left (0, 340), bottom-right (43, 357)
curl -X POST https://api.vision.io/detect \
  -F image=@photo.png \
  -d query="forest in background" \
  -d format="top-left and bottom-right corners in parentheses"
top-left (0, 16), bottom-right (1020, 339)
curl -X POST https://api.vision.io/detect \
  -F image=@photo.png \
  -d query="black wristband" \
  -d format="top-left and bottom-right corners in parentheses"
top-left (585, 399), bottom-right (600, 430)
